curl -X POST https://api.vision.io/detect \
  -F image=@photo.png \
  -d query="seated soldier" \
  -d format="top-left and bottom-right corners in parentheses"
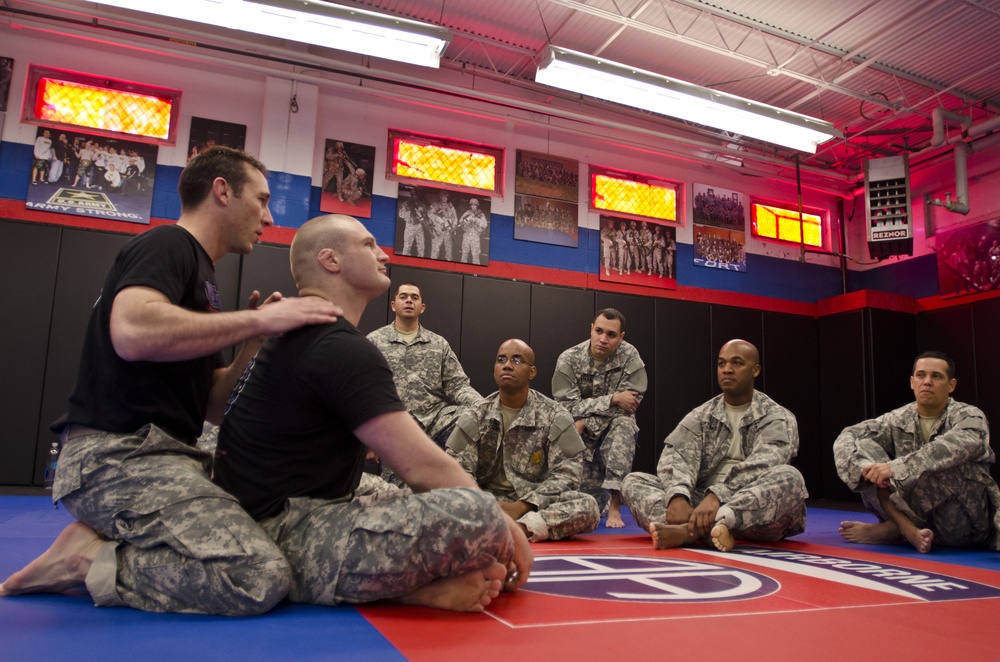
top-left (447, 339), bottom-right (600, 542)
top-left (212, 214), bottom-right (532, 612)
top-left (834, 351), bottom-right (1000, 553)
top-left (622, 339), bottom-right (807, 552)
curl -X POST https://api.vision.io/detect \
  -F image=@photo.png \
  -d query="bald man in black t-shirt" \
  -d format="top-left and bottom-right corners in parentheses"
top-left (214, 214), bottom-right (532, 612)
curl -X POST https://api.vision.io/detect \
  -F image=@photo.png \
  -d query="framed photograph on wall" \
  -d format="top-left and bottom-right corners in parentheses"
top-left (515, 150), bottom-right (579, 202)
top-left (187, 117), bottom-right (247, 161)
top-left (25, 126), bottom-right (158, 225)
top-left (693, 222), bottom-right (746, 272)
top-left (598, 214), bottom-right (676, 289)
top-left (395, 183), bottom-right (491, 266)
top-left (320, 138), bottom-right (376, 218)
top-left (693, 182), bottom-right (747, 231)
top-left (514, 193), bottom-right (578, 248)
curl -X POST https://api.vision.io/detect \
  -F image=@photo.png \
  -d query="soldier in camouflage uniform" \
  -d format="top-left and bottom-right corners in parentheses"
top-left (214, 215), bottom-right (531, 611)
top-left (0, 147), bottom-right (342, 613)
top-left (553, 309), bottom-right (646, 528)
top-left (427, 188), bottom-right (458, 261)
top-left (367, 283), bottom-right (481, 447)
top-left (834, 351), bottom-right (1000, 553)
top-left (622, 339), bottom-right (807, 552)
top-left (458, 197), bottom-right (488, 265)
top-left (447, 339), bottom-right (600, 541)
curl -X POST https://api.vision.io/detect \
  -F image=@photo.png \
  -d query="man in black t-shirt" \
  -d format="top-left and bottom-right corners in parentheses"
top-left (1, 147), bottom-right (342, 615)
top-left (214, 214), bottom-right (532, 612)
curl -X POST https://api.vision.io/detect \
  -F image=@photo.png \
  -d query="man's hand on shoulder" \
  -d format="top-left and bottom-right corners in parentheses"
top-left (251, 292), bottom-right (342, 336)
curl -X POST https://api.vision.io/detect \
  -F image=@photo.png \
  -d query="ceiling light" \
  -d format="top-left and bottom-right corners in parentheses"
top-left (535, 46), bottom-right (841, 153)
top-left (92, 0), bottom-right (451, 68)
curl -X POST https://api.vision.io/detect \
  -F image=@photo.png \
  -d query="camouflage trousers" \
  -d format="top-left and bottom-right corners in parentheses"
top-left (53, 425), bottom-right (291, 614)
top-left (258, 486), bottom-right (513, 605)
top-left (862, 463), bottom-right (1000, 549)
top-left (621, 466), bottom-right (808, 541)
top-left (581, 416), bottom-right (638, 511)
top-left (494, 490), bottom-right (600, 541)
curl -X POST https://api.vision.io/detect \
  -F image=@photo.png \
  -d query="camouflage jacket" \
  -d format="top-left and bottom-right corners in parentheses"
top-left (833, 398), bottom-right (994, 493)
top-left (658, 390), bottom-right (799, 504)
top-left (447, 389), bottom-right (584, 509)
top-left (367, 324), bottom-right (481, 437)
top-left (551, 339), bottom-right (646, 438)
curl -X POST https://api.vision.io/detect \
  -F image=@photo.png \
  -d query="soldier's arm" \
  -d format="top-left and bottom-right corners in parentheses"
top-left (888, 405), bottom-right (991, 490)
top-left (712, 409), bottom-right (798, 503)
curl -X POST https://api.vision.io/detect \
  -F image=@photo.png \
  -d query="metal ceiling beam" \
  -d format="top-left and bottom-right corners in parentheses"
top-left (650, 0), bottom-right (994, 111)
top-left (544, 0), bottom-right (901, 111)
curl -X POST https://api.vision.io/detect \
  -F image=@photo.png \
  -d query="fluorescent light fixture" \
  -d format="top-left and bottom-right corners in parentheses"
top-left (92, 0), bottom-right (451, 68)
top-left (535, 46), bottom-right (842, 153)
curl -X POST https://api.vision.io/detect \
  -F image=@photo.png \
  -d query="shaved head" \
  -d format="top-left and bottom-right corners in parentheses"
top-left (290, 214), bottom-right (357, 290)
top-left (499, 338), bottom-right (535, 365)
top-left (720, 339), bottom-right (759, 365)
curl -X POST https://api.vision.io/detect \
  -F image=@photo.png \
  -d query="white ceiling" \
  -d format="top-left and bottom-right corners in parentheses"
top-left (5, 0), bottom-right (1000, 193)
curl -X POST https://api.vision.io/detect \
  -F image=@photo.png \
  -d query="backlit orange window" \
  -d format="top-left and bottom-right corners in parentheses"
top-left (590, 166), bottom-right (678, 223)
top-left (23, 65), bottom-right (181, 145)
top-left (751, 202), bottom-right (823, 248)
top-left (388, 130), bottom-right (503, 195)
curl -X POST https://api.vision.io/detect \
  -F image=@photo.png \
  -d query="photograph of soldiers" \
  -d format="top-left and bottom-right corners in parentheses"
top-left (693, 223), bottom-right (747, 273)
top-left (319, 138), bottom-right (376, 218)
top-left (186, 117), bottom-right (246, 162)
top-left (395, 183), bottom-right (491, 266)
top-left (513, 194), bottom-right (579, 248)
top-left (693, 183), bottom-right (747, 232)
top-left (515, 150), bottom-right (579, 202)
top-left (514, 150), bottom-right (581, 248)
top-left (598, 215), bottom-right (677, 289)
top-left (935, 219), bottom-right (1000, 296)
top-left (24, 127), bottom-right (158, 225)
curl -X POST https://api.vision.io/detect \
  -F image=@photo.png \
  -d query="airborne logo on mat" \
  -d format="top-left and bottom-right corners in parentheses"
top-left (525, 555), bottom-right (779, 603)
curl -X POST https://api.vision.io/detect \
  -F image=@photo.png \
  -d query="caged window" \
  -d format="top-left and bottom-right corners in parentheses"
top-left (751, 201), bottom-right (824, 249)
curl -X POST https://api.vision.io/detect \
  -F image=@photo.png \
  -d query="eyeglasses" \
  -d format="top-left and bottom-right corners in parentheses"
top-left (496, 356), bottom-right (532, 366)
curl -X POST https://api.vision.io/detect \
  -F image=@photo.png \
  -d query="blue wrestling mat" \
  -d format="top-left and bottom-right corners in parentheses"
top-left (2, 496), bottom-right (998, 661)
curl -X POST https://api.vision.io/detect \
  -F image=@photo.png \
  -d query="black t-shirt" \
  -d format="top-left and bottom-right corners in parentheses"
top-left (64, 225), bottom-right (223, 441)
top-left (213, 318), bottom-right (406, 519)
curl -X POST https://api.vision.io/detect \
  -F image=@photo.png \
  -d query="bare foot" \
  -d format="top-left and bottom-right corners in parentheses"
top-left (605, 509), bottom-right (625, 529)
top-left (899, 525), bottom-right (934, 553)
top-left (838, 520), bottom-right (903, 545)
top-left (0, 522), bottom-right (104, 596)
top-left (710, 523), bottom-right (735, 552)
top-left (606, 491), bottom-right (625, 528)
top-left (397, 562), bottom-right (507, 612)
top-left (649, 522), bottom-right (694, 550)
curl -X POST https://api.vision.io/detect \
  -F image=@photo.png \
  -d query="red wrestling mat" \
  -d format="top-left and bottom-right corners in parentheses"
top-left (358, 535), bottom-right (1000, 661)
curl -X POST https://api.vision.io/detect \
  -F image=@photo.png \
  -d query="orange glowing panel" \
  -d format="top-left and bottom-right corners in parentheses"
top-left (22, 65), bottom-right (181, 145)
top-left (589, 167), bottom-right (678, 223)
top-left (387, 130), bottom-right (503, 195)
top-left (751, 203), bottom-right (823, 248)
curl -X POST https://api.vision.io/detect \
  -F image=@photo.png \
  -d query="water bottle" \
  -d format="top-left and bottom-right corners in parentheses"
top-left (43, 440), bottom-right (60, 491)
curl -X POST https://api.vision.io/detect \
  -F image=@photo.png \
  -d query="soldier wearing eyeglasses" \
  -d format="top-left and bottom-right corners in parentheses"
top-left (447, 339), bottom-right (600, 541)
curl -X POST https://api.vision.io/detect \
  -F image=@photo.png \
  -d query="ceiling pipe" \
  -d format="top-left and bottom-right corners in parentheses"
top-left (925, 108), bottom-right (995, 215)
top-left (929, 142), bottom-right (970, 214)
top-left (930, 107), bottom-right (972, 147)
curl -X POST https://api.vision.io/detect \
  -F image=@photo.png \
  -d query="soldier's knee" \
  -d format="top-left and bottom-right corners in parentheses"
top-left (225, 554), bottom-right (292, 616)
